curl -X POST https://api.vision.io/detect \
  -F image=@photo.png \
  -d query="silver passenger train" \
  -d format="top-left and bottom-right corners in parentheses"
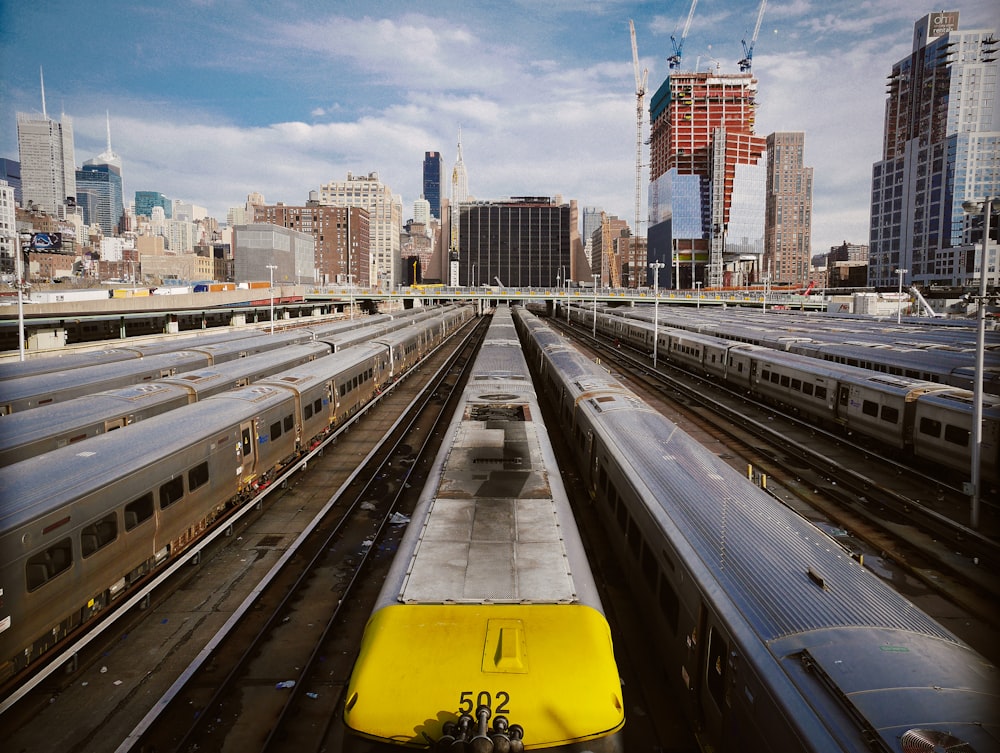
top-left (0, 306), bottom-right (473, 684)
top-left (594, 303), bottom-right (1000, 395)
top-left (343, 305), bottom-right (624, 751)
top-left (567, 305), bottom-right (1000, 487)
top-left (0, 308), bottom-right (441, 415)
top-left (0, 309), bottom-right (447, 467)
top-left (515, 307), bottom-right (998, 753)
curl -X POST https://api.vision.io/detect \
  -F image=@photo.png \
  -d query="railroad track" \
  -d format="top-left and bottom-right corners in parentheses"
top-left (550, 318), bottom-right (1000, 632)
top-left (119, 317), bottom-right (488, 753)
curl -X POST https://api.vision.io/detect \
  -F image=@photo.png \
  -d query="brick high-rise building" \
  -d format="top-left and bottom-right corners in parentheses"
top-left (764, 132), bottom-right (813, 287)
top-left (869, 11), bottom-right (998, 288)
top-left (254, 202), bottom-right (370, 286)
top-left (319, 172), bottom-right (399, 288)
top-left (647, 70), bottom-right (766, 289)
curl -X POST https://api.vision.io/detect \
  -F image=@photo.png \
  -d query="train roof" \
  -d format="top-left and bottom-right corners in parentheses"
top-left (156, 342), bottom-right (332, 395)
top-left (0, 385), bottom-right (293, 534)
top-left (0, 350), bottom-right (210, 406)
top-left (0, 382), bottom-right (193, 457)
top-left (392, 307), bottom-right (593, 607)
top-left (539, 315), bottom-right (959, 644)
top-left (0, 349), bottom-right (140, 381)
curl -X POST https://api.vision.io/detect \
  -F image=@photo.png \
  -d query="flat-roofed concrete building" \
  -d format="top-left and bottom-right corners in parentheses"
top-left (232, 223), bottom-right (315, 284)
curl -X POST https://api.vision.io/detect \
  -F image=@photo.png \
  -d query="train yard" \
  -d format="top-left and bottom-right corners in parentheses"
top-left (1, 302), bottom-right (997, 752)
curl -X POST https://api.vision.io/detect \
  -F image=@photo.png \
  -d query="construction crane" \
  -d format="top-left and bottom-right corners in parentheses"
top-left (629, 19), bottom-right (648, 243)
top-left (738, 0), bottom-right (767, 72)
top-left (668, 0), bottom-right (698, 69)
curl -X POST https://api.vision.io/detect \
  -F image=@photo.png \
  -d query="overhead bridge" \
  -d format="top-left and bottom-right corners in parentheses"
top-left (0, 285), bottom-right (825, 358)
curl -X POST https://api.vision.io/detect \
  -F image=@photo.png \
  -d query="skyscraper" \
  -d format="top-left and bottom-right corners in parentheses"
top-left (451, 130), bottom-right (469, 204)
top-left (76, 114), bottom-right (124, 235)
top-left (647, 70), bottom-right (766, 289)
top-left (17, 72), bottom-right (76, 217)
top-left (319, 171), bottom-right (401, 288)
top-left (869, 11), bottom-right (999, 288)
top-left (764, 132), bottom-right (813, 286)
top-left (422, 151), bottom-right (443, 219)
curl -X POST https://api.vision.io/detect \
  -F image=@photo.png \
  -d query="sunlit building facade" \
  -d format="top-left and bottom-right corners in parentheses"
top-left (17, 111), bottom-right (76, 217)
top-left (764, 132), bottom-right (813, 286)
top-left (319, 171), bottom-right (400, 288)
top-left (647, 71), bottom-right (766, 289)
top-left (869, 11), bottom-right (999, 288)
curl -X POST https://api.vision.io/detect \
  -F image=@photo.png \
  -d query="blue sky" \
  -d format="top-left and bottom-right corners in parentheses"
top-left (1, 1), bottom-right (996, 254)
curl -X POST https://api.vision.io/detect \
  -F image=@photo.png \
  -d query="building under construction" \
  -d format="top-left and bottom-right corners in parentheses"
top-left (647, 69), bottom-right (766, 289)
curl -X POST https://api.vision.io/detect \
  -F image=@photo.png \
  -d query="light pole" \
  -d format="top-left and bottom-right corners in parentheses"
top-left (472, 263), bottom-right (477, 289)
top-left (266, 264), bottom-right (277, 334)
top-left (592, 274), bottom-right (599, 337)
top-left (895, 268), bottom-right (908, 324)
top-left (961, 197), bottom-right (995, 529)
top-left (13, 232), bottom-right (30, 361)
top-left (649, 261), bottom-right (664, 366)
top-left (694, 280), bottom-right (702, 310)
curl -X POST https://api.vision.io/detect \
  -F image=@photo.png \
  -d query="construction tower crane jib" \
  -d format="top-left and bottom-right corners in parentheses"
top-left (630, 20), bottom-right (648, 240)
top-left (669, 0), bottom-right (698, 69)
top-left (739, 0), bottom-right (767, 72)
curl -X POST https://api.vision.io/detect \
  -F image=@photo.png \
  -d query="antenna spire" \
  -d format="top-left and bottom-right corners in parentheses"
top-left (40, 67), bottom-right (47, 119)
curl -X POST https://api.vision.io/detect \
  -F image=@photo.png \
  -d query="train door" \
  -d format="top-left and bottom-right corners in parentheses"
top-left (237, 420), bottom-right (256, 482)
top-left (691, 606), bottom-right (731, 750)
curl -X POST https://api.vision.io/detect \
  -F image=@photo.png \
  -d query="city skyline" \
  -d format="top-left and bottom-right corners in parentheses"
top-left (1, 1), bottom-right (996, 255)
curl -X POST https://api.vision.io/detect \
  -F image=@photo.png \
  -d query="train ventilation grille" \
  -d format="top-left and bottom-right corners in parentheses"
top-left (900, 729), bottom-right (976, 753)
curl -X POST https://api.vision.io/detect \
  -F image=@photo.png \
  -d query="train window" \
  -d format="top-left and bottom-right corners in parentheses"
top-left (304, 403), bottom-right (314, 419)
top-left (641, 542), bottom-right (657, 587)
top-left (26, 537), bottom-right (73, 591)
top-left (944, 424), bottom-right (969, 447)
top-left (242, 428), bottom-right (252, 457)
top-left (791, 378), bottom-right (802, 391)
top-left (616, 500), bottom-right (628, 533)
top-left (880, 406), bottom-right (900, 424)
top-left (340, 383), bottom-right (347, 397)
top-left (283, 415), bottom-right (293, 432)
top-left (803, 383), bottom-right (814, 396)
top-left (160, 477), bottom-right (184, 509)
top-left (599, 465), bottom-right (608, 494)
top-left (658, 578), bottom-right (679, 632)
top-left (862, 400), bottom-right (879, 418)
top-left (920, 418), bottom-right (943, 437)
top-left (314, 398), bottom-right (323, 413)
top-left (82, 513), bottom-right (118, 557)
top-left (838, 386), bottom-right (850, 406)
top-left (188, 462), bottom-right (210, 492)
top-left (816, 386), bottom-right (827, 400)
top-left (780, 375), bottom-right (790, 388)
top-left (270, 421), bottom-right (282, 441)
top-left (761, 370), bottom-right (770, 381)
top-left (627, 517), bottom-right (640, 558)
top-left (771, 373), bottom-right (780, 384)
top-left (706, 627), bottom-right (729, 709)
top-left (125, 493), bottom-right (154, 530)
